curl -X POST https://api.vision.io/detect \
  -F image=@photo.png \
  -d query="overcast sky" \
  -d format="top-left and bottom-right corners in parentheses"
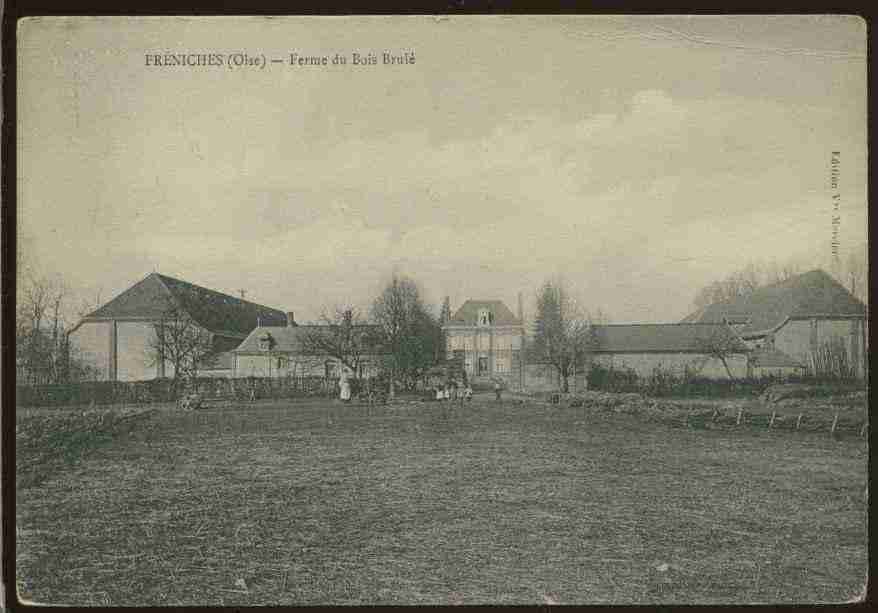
top-left (18, 15), bottom-right (867, 324)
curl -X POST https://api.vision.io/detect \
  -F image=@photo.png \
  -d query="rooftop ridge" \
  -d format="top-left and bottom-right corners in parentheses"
top-left (152, 272), bottom-right (284, 313)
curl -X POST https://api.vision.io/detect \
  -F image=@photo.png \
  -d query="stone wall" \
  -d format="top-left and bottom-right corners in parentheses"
top-left (116, 321), bottom-right (160, 382)
top-left (68, 321), bottom-right (111, 380)
top-left (592, 352), bottom-right (749, 380)
top-left (774, 318), bottom-right (867, 377)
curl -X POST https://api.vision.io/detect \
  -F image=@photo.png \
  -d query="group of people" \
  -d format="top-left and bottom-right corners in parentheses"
top-left (434, 380), bottom-right (473, 403)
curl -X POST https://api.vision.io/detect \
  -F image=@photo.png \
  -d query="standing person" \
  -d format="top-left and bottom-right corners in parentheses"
top-left (494, 379), bottom-right (502, 402)
top-left (339, 369), bottom-right (352, 402)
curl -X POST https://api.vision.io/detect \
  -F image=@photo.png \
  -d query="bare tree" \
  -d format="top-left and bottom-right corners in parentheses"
top-left (437, 296), bottom-right (452, 363)
top-left (148, 296), bottom-right (215, 391)
top-left (693, 326), bottom-right (745, 381)
top-left (76, 286), bottom-right (104, 320)
top-left (809, 337), bottom-right (856, 380)
top-left (692, 260), bottom-right (803, 310)
top-left (531, 279), bottom-right (599, 393)
top-left (299, 306), bottom-right (376, 375)
top-left (839, 242), bottom-right (868, 306)
top-left (16, 272), bottom-right (74, 384)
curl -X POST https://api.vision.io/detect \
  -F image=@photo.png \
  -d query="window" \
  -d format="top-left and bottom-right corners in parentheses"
top-left (478, 356), bottom-right (489, 375)
top-left (258, 333), bottom-right (275, 352)
top-left (325, 361), bottom-right (337, 378)
top-left (478, 308), bottom-right (493, 327)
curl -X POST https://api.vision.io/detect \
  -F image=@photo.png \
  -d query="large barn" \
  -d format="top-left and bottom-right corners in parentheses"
top-left (681, 269), bottom-right (868, 378)
top-left (68, 273), bottom-right (287, 381)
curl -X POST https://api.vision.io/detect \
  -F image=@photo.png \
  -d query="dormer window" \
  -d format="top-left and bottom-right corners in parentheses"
top-left (477, 308), bottom-right (493, 327)
top-left (258, 332), bottom-right (275, 352)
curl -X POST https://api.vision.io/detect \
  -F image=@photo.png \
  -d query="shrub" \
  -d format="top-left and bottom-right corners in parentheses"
top-left (809, 338), bottom-right (857, 380)
top-left (587, 363), bottom-right (639, 393)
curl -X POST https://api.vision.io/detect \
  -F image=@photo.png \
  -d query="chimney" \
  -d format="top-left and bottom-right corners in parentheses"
top-left (286, 311), bottom-right (297, 327)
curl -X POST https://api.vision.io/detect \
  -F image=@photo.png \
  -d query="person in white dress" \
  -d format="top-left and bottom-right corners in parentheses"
top-left (339, 370), bottom-right (352, 402)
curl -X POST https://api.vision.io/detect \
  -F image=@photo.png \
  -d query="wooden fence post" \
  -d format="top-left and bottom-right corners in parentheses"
top-left (831, 413), bottom-right (839, 435)
top-left (736, 407), bottom-right (743, 426)
top-left (796, 413), bottom-right (803, 431)
top-left (768, 411), bottom-right (776, 429)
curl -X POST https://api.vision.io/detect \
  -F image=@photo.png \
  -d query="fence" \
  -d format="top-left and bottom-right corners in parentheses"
top-left (558, 391), bottom-right (868, 439)
top-left (15, 376), bottom-right (342, 408)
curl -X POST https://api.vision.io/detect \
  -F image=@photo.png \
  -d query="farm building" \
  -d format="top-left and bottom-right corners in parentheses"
top-left (231, 321), bottom-right (386, 379)
top-left (589, 323), bottom-right (751, 379)
top-left (68, 273), bottom-right (287, 381)
top-left (443, 299), bottom-right (526, 389)
top-left (681, 269), bottom-right (868, 378)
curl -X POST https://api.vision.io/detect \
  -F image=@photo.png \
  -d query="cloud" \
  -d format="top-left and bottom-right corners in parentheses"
top-left (21, 83), bottom-right (867, 323)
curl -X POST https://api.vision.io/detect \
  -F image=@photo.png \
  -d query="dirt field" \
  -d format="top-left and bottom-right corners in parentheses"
top-left (16, 397), bottom-right (867, 605)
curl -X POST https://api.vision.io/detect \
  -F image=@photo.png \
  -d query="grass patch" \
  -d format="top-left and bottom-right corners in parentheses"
top-left (16, 406), bottom-right (159, 490)
top-left (16, 398), bottom-right (867, 605)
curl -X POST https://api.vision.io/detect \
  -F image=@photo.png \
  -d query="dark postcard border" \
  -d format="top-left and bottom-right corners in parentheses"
top-left (1, 5), bottom-right (874, 613)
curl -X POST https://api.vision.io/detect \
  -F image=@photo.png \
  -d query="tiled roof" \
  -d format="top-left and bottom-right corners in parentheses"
top-left (592, 323), bottom-right (749, 354)
top-left (86, 273), bottom-right (287, 336)
top-left (449, 300), bottom-right (521, 326)
top-left (234, 324), bottom-right (384, 354)
top-left (681, 270), bottom-right (865, 336)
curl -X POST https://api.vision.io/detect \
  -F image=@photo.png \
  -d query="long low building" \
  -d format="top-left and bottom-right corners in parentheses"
top-left (231, 321), bottom-right (386, 379)
top-left (590, 323), bottom-right (751, 379)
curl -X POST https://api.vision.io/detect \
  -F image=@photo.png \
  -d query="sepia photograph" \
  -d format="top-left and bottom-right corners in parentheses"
top-left (12, 15), bottom-right (868, 605)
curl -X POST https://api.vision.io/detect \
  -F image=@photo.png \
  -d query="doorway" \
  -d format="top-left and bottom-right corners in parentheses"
top-left (478, 356), bottom-right (489, 376)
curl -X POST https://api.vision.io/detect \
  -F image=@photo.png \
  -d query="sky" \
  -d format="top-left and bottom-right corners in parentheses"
top-left (17, 15), bottom-right (868, 324)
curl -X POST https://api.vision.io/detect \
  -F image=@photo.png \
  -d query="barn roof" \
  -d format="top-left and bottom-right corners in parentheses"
top-left (234, 324), bottom-right (384, 354)
top-left (591, 323), bottom-right (749, 354)
top-left (449, 300), bottom-right (521, 326)
top-left (680, 269), bottom-right (865, 336)
top-left (84, 273), bottom-right (287, 337)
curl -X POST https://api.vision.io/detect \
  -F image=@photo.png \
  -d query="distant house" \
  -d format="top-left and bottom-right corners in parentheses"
top-left (68, 273), bottom-right (287, 381)
top-left (681, 269), bottom-right (868, 378)
top-left (443, 299), bottom-right (526, 387)
top-left (231, 321), bottom-right (385, 379)
top-left (590, 323), bottom-right (751, 380)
